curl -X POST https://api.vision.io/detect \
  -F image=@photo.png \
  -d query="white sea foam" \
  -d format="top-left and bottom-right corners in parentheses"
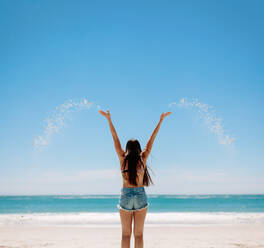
top-left (169, 98), bottom-right (235, 146)
top-left (163, 195), bottom-right (213, 199)
top-left (1, 212), bottom-right (264, 227)
top-left (54, 196), bottom-right (119, 199)
top-left (33, 99), bottom-right (97, 150)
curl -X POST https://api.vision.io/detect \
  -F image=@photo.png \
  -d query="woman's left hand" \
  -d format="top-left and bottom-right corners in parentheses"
top-left (98, 109), bottom-right (111, 120)
top-left (160, 111), bottom-right (172, 121)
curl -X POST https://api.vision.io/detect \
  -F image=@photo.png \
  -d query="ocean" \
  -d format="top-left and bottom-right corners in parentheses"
top-left (1, 194), bottom-right (264, 226)
top-left (1, 194), bottom-right (264, 213)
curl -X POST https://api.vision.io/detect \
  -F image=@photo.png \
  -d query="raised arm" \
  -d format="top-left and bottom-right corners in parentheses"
top-left (141, 112), bottom-right (172, 162)
top-left (98, 109), bottom-right (125, 160)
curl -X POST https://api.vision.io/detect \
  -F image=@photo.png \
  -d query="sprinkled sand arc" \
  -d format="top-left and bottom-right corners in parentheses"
top-left (169, 98), bottom-right (235, 146)
top-left (33, 98), bottom-right (101, 150)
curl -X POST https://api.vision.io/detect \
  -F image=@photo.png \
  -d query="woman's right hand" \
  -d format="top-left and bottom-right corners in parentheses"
top-left (160, 112), bottom-right (172, 121)
top-left (98, 109), bottom-right (111, 121)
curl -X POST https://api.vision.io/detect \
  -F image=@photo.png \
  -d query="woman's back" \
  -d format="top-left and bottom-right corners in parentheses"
top-left (120, 154), bottom-right (146, 188)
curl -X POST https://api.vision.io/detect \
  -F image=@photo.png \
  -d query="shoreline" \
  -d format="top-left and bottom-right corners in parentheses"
top-left (1, 212), bottom-right (264, 227)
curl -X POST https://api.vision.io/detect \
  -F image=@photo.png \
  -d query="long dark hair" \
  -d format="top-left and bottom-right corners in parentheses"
top-left (121, 139), bottom-right (153, 186)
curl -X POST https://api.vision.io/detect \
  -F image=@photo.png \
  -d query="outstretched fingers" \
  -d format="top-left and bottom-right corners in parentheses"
top-left (160, 111), bottom-right (172, 120)
top-left (98, 109), bottom-right (111, 119)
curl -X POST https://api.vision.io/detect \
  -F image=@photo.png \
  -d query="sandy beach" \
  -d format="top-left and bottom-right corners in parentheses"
top-left (1, 212), bottom-right (264, 247)
top-left (0, 224), bottom-right (264, 248)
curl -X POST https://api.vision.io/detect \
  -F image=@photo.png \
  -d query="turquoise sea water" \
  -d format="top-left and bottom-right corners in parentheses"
top-left (0, 195), bottom-right (264, 214)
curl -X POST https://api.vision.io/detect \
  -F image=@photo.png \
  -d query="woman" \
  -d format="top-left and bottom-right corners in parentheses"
top-left (98, 109), bottom-right (172, 248)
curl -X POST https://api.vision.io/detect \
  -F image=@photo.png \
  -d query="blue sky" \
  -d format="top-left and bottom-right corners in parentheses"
top-left (0, 0), bottom-right (263, 194)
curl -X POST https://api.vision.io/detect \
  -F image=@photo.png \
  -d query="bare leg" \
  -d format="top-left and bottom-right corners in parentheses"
top-left (133, 207), bottom-right (148, 248)
top-left (119, 208), bottom-right (133, 248)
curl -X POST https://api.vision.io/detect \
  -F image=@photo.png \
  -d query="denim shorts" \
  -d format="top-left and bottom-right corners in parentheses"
top-left (117, 187), bottom-right (149, 212)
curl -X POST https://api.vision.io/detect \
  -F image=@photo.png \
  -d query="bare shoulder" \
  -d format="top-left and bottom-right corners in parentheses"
top-left (140, 152), bottom-right (147, 168)
top-left (140, 150), bottom-right (147, 160)
top-left (119, 154), bottom-right (126, 169)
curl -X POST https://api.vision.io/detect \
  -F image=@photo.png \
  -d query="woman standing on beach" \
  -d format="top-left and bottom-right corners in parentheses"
top-left (99, 109), bottom-right (172, 248)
